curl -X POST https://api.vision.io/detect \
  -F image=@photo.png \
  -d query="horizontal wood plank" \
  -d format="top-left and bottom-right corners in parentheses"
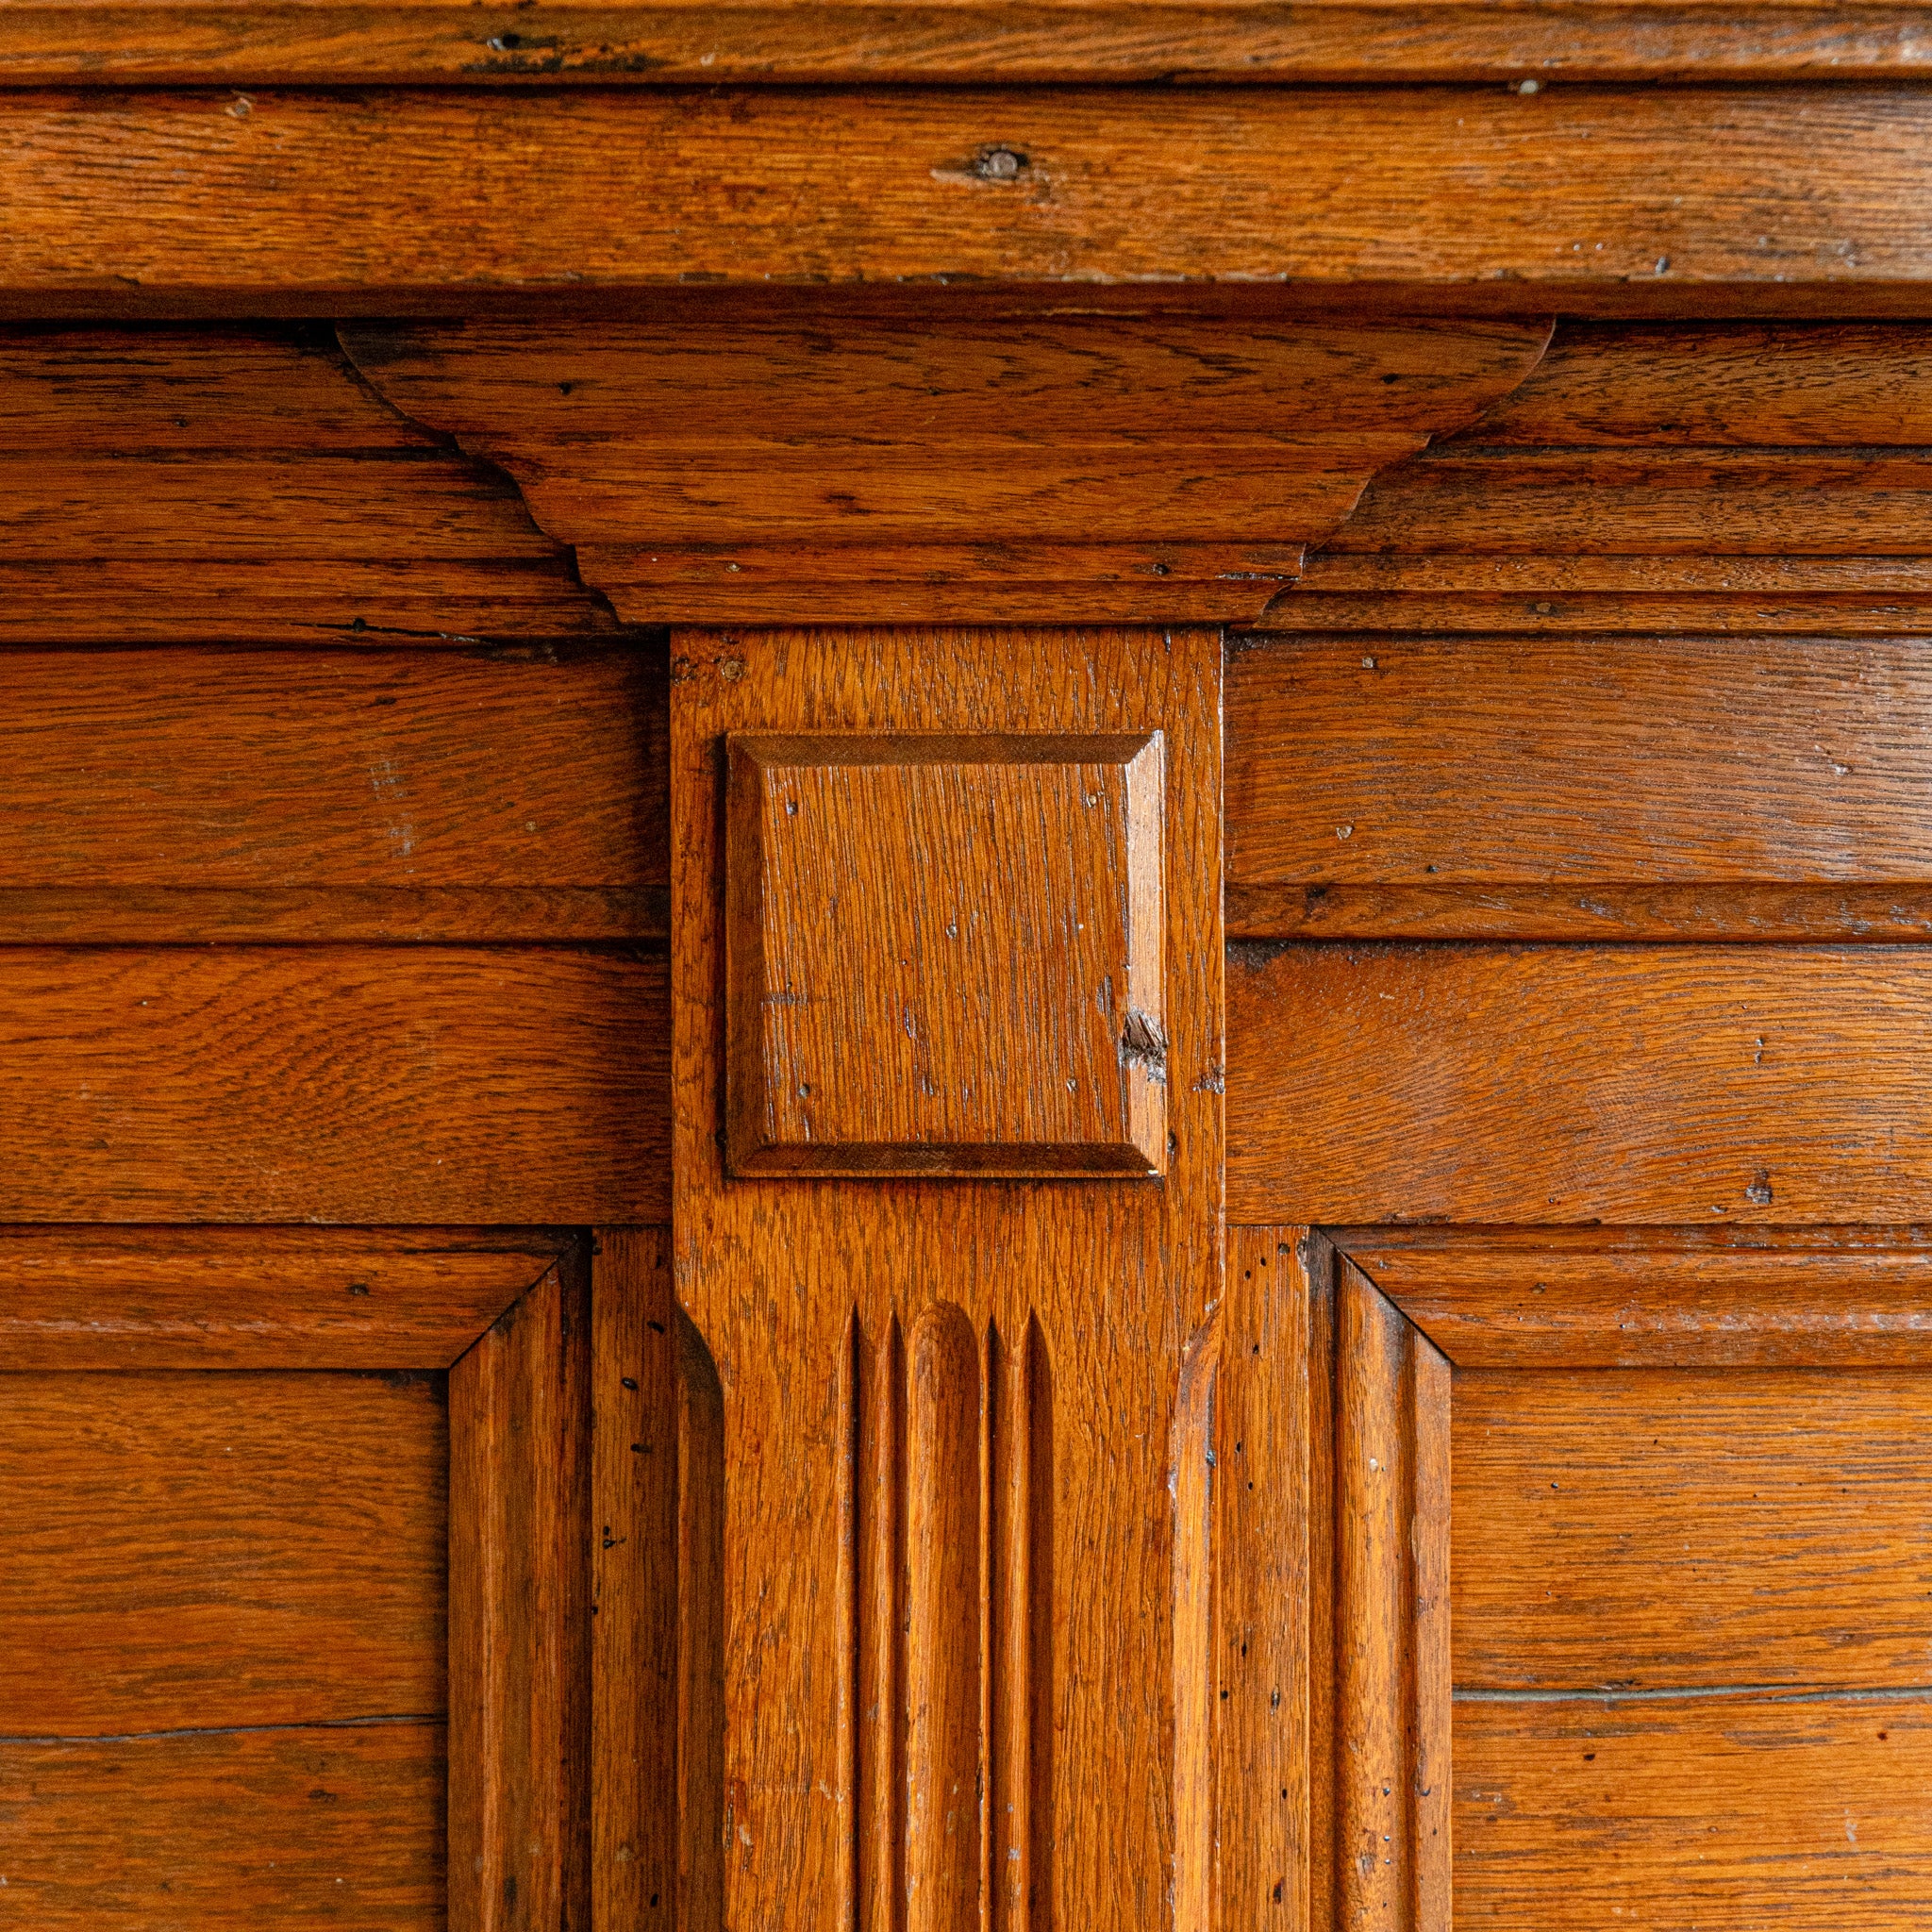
top-left (1228, 637), bottom-right (1932, 888)
top-left (0, 1720), bottom-right (445, 1928)
top-left (11, 89), bottom-right (1932, 308)
top-left (1457, 1694), bottom-right (1932, 1927)
top-left (0, 885), bottom-right (667, 943)
top-left (0, 647), bottom-right (664, 890)
top-left (0, 1370), bottom-right (446, 1729)
top-left (1454, 1367), bottom-right (1932, 1690)
top-left (1228, 943), bottom-right (1932, 1224)
top-left (1227, 880), bottom-right (1932, 943)
top-left (1459, 321), bottom-right (1932, 447)
top-left (1367, 1243), bottom-right (1932, 1367)
top-left (4, 5), bottom-right (1932, 85)
top-left (0, 947), bottom-right (669, 1223)
top-left (0, 1230), bottom-right (551, 1368)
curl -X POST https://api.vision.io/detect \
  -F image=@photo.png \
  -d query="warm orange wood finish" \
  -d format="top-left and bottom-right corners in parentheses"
top-left (13, 2), bottom-right (1932, 84)
top-left (0, 947), bottom-right (667, 1222)
top-left (726, 731), bottom-right (1164, 1176)
top-left (1229, 944), bottom-right (1932, 1224)
top-left (0, 645), bottom-right (661, 910)
top-left (0, 1723), bottom-right (449, 1929)
top-left (14, 91), bottom-right (1932, 311)
top-left (450, 1258), bottom-right (594, 1932)
top-left (0, 327), bottom-right (609, 641)
top-left (1274, 322), bottom-right (1932, 635)
top-left (0, 1227), bottom-right (544, 1367)
top-left (0, 1230), bottom-right (596, 1928)
top-left (0, 1370), bottom-right (447, 1732)
top-left (345, 316), bottom-right (1546, 624)
top-left (1275, 1226), bottom-right (1932, 1929)
top-left (674, 627), bottom-right (1222, 1931)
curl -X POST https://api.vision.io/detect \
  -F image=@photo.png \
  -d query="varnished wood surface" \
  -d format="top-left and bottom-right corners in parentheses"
top-left (0, 1228), bottom-right (550, 1368)
top-left (1227, 636), bottom-right (1932, 896)
top-left (1229, 943), bottom-right (1932, 1224)
top-left (10, 2), bottom-right (1932, 83)
top-left (0, 646), bottom-right (663, 891)
top-left (675, 627), bottom-right (1222, 1930)
top-left (449, 1259), bottom-right (593, 1932)
top-left (1457, 1694), bottom-right (1932, 1926)
top-left (1454, 1367), bottom-right (1932, 1691)
top-left (0, 1369), bottom-right (446, 1731)
top-left (726, 732), bottom-right (1164, 1175)
top-left (1364, 1240), bottom-right (1932, 1367)
top-left (0, 1721), bottom-right (446, 1929)
top-left (0, 327), bottom-right (610, 640)
top-left (15, 91), bottom-right (1932, 310)
top-left (1274, 322), bottom-right (1932, 633)
top-left (347, 316), bottom-right (1545, 624)
top-left (0, 947), bottom-right (668, 1223)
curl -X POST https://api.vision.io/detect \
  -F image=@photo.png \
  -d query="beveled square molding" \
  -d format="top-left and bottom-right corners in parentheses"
top-left (725, 729), bottom-right (1166, 1178)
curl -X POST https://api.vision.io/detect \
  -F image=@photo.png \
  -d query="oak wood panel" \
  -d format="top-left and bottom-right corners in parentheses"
top-left (1335, 1262), bottom-right (1449, 1932)
top-left (1459, 321), bottom-right (1932, 447)
top-left (591, 1227), bottom-right (677, 1932)
top-left (1227, 636), bottom-right (1932, 887)
top-left (675, 627), bottom-right (1222, 1932)
top-left (450, 1259), bottom-right (593, 1932)
top-left (0, 1720), bottom-right (446, 1929)
top-left (346, 316), bottom-right (1546, 623)
top-left (1456, 1695), bottom-right (1932, 1928)
top-left (0, 885), bottom-right (667, 944)
top-left (15, 90), bottom-right (1932, 309)
top-left (0, 325), bottom-right (610, 641)
top-left (1217, 1229), bottom-right (1312, 1932)
top-left (0, 947), bottom-right (669, 1224)
top-left (0, 1370), bottom-right (446, 1730)
top-left (1365, 1242), bottom-right (1932, 1368)
top-left (0, 1228), bottom-right (548, 1369)
top-left (0, 647), bottom-right (664, 890)
top-left (1228, 943), bottom-right (1932, 1224)
top-left (726, 731), bottom-right (1164, 1176)
top-left (1453, 1367), bottom-right (1932, 1691)
top-left (1226, 881), bottom-right (1932, 944)
top-left (1324, 447), bottom-right (1932, 553)
top-left (11, 3), bottom-right (1932, 83)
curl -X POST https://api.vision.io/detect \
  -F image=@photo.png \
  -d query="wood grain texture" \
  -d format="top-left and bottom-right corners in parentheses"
top-left (14, 90), bottom-right (1932, 309)
top-left (726, 732), bottom-right (1164, 1176)
top-left (1456, 1695), bottom-right (1932, 1927)
top-left (0, 1369), bottom-right (446, 1731)
top-left (1229, 943), bottom-right (1932, 1224)
top-left (0, 1720), bottom-right (446, 1930)
top-left (346, 316), bottom-right (1546, 624)
top-left (591, 1227), bottom-right (676, 1932)
top-left (1227, 636), bottom-right (1932, 888)
top-left (1453, 1367), bottom-right (1932, 1692)
top-left (674, 627), bottom-right (1222, 1932)
top-left (0, 946), bottom-right (668, 1223)
top-left (1216, 1229), bottom-right (1311, 1932)
top-left (1364, 1241), bottom-right (1932, 1368)
top-left (1334, 1262), bottom-right (1449, 1932)
top-left (1226, 880), bottom-right (1932, 944)
top-left (0, 327), bottom-right (610, 641)
top-left (1273, 320), bottom-right (1932, 635)
top-left (0, 646), bottom-right (664, 890)
top-left (450, 1259), bottom-right (593, 1932)
top-left (12, 3), bottom-right (1932, 84)
top-left (0, 1227), bottom-right (549, 1368)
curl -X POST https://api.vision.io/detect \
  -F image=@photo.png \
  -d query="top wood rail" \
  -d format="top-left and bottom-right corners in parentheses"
top-left (11, 86), bottom-right (1932, 314)
top-left (8, 3), bottom-right (1932, 85)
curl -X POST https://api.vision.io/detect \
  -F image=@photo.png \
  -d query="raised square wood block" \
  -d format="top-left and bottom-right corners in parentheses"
top-left (726, 731), bottom-right (1166, 1177)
